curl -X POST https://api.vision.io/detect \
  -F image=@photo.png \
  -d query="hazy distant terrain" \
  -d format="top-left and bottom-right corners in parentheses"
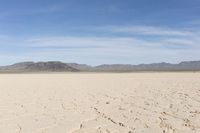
top-left (0, 73), bottom-right (199, 133)
top-left (1, 61), bottom-right (200, 72)
top-left (0, 62), bottom-right (79, 72)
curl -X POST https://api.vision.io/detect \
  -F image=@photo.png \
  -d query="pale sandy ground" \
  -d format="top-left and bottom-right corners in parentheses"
top-left (0, 73), bottom-right (200, 133)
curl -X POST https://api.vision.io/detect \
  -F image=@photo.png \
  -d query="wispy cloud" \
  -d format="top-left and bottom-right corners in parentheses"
top-left (26, 37), bottom-right (142, 49)
top-left (96, 25), bottom-right (196, 37)
top-left (1, 25), bottom-right (200, 51)
top-left (24, 23), bottom-right (200, 50)
top-left (23, 35), bottom-right (199, 51)
top-left (0, 25), bottom-right (200, 65)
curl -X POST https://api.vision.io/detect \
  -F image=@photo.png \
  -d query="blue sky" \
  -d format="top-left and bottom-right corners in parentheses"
top-left (0, 0), bottom-right (200, 65)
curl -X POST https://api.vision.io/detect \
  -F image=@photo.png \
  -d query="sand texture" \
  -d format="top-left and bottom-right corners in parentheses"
top-left (0, 73), bottom-right (200, 133)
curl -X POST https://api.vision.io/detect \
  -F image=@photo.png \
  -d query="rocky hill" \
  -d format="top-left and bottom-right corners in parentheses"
top-left (0, 61), bottom-right (79, 72)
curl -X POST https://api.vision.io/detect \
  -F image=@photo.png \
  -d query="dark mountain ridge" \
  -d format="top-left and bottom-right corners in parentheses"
top-left (0, 61), bottom-right (79, 72)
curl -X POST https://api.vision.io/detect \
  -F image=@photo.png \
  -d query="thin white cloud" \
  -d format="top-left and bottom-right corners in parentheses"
top-left (1, 24), bottom-right (200, 52)
top-left (95, 25), bottom-right (195, 37)
top-left (0, 25), bottom-right (200, 65)
top-left (162, 38), bottom-right (197, 46)
top-left (26, 36), bottom-right (140, 47)
top-left (24, 34), bottom-right (200, 50)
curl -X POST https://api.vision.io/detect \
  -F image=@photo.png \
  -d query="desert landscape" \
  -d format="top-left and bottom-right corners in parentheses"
top-left (0, 72), bottom-right (199, 133)
top-left (1, 0), bottom-right (200, 132)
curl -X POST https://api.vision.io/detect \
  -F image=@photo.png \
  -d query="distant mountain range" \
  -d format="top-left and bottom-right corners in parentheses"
top-left (0, 61), bottom-right (78, 72)
top-left (0, 61), bottom-right (200, 72)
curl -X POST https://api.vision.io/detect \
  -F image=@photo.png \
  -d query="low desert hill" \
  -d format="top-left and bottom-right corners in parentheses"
top-left (1, 60), bottom-right (200, 72)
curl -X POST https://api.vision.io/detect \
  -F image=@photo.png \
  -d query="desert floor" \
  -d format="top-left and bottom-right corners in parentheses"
top-left (0, 73), bottom-right (200, 133)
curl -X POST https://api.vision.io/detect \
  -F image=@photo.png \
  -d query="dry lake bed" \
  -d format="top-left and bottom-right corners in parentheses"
top-left (0, 73), bottom-right (200, 133)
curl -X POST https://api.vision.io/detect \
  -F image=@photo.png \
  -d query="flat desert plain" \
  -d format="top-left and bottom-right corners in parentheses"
top-left (0, 73), bottom-right (200, 133)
